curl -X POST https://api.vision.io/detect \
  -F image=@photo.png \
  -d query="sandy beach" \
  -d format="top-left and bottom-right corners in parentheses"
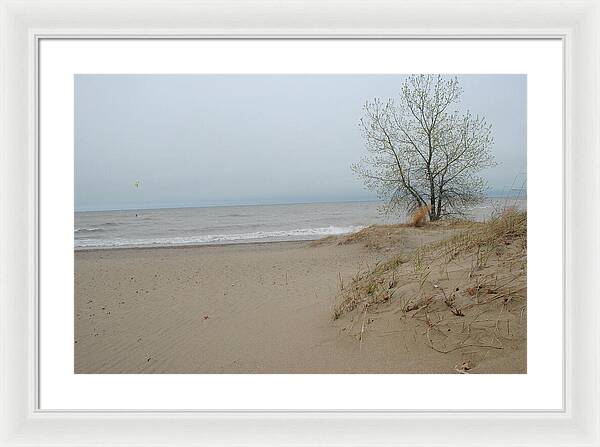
top-left (75, 216), bottom-right (526, 374)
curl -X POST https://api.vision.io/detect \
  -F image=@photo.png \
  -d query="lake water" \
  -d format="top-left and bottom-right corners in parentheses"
top-left (74, 198), bottom-right (526, 249)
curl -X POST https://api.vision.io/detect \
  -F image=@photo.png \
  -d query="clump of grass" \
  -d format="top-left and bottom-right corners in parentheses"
top-left (311, 224), bottom-right (409, 250)
top-left (333, 208), bottom-right (526, 320)
top-left (410, 205), bottom-right (431, 227)
top-left (432, 207), bottom-right (526, 261)
top-left (338, 225), bottom-right (379, 245)
top-left (333, 208), bottom-right (527, 368)
top-left (486, 207), bottom-right (527, 241)
top-left (332, 256), bottom-right (407, 319)
top-left (376, 256), bottom-right (407, 273)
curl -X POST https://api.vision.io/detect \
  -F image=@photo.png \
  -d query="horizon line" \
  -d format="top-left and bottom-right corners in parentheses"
top-left (75, 194), bottom-right (526, 213)
top-left (75, 198), bottom-right (381, 213)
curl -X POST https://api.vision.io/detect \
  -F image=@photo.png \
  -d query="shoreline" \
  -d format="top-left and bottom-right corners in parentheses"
top-left (74, 238), bottom-right (320, 253)
top-left (74, 198), bottom-right (527, 253)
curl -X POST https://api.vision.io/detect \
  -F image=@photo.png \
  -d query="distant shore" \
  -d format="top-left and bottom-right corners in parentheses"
top-left (75, 216), bottom-right (526, 374)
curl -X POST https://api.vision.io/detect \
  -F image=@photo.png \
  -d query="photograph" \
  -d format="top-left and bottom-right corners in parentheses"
top-left (74, 73), bottom-right (527, 374)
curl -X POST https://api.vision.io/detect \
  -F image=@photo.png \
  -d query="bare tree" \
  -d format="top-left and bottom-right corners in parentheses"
top-left (353, 75), bottom-right (496, 221)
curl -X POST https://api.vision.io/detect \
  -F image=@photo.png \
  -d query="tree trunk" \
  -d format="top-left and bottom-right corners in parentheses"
top-left (429, 193), bottom-right (439, 221)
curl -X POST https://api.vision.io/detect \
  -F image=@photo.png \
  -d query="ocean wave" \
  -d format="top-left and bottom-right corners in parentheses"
top-left (74, 227), bottom-right (104, 233)
top-left (74, 225), bottom-right (363, 249)
top-left (218, 213), bottom-right (248, 218)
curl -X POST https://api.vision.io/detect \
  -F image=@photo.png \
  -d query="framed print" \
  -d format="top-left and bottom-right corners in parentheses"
top-left (41, 39), bottom-right (558, 411)
top-left (1, 0), bottom-right (599, 446)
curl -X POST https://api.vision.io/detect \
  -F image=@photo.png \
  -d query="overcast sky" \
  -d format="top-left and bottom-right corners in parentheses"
top-left (75, 74), bottom-right (526, 211)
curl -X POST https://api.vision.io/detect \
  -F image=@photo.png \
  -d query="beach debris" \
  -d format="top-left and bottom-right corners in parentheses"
top-left (338, 272), bottom-right (344, 291)
top-left (450, 307), bottom-right (465, 317)
top-left (133, 180), bottom-right (140, 188)
top-left (203, 315), bottom-right (210, 320)
top-left (455, 360), bottom-right (473, 373)
top-left (358, 304), bottom-right (369, 351)
top-left (443, 294), bottom-right (456, 308)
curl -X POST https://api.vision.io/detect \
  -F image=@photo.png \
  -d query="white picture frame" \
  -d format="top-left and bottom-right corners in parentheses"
top-left (0, 0), bottom-right (598, 445)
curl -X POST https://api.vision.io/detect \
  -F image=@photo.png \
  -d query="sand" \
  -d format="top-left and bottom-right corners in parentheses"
top-left (75, 224), bottom-right (526, 374)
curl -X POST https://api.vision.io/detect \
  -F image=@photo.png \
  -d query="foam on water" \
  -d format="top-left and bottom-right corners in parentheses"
top-left (74, 225), bottom-right (363, 249)
top-left (74, 227), bottom-right (104, 233)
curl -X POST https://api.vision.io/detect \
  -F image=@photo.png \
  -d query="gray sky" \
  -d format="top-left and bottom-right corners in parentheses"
top-left (75, 74), bottom-right (526, 211)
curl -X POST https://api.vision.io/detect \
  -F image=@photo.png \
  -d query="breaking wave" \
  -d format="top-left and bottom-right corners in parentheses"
top-left (74, 225), bottom-right (363, 249)
top-left (74, 227), bottom-right (104, 233)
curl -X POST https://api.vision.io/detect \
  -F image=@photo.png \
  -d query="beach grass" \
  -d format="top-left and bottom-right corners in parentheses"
top-left (330, 208), bottom-right (527, 372)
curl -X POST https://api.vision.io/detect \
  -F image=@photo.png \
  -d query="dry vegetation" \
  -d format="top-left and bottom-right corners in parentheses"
top-left (410, 205), bottom-right (431, 227)
top-left (311, 219), bottom-right (467, 253)
top-left (331, 208), bottom-right (527, 373)
top-left (312, 224), bottom-right (407, 251)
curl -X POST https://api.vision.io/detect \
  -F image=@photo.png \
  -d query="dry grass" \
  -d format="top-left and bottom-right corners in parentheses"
top-left (410, 205), bottom-right (431, 227)
top-left (311, 224), bottom-right (408, 251)
top-left (431, 206), bottom-right (526, 258)
top-left (311, 218), bottom-right (469, 252)
top-left (331, 208), bottom-right (527, 368)
top-left (333, 208), bottom-right (526, 317)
